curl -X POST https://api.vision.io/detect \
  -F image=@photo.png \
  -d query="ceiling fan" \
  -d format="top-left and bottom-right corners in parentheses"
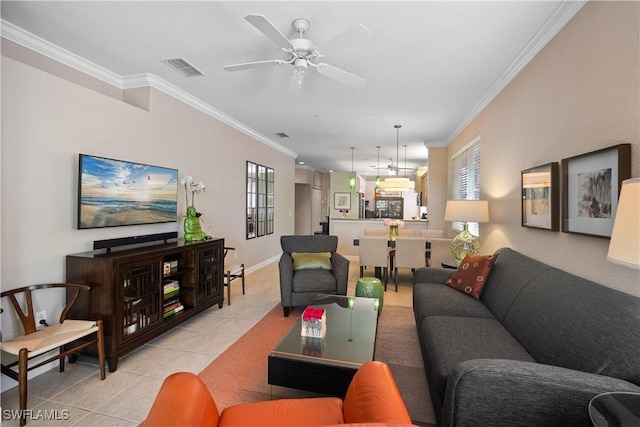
top-left (224, 14), bottom-right (371, 96)
top-left (387, 160), bottom-right (414, 173)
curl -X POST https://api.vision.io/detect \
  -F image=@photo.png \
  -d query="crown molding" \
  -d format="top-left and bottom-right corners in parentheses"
top-left (122, 74), bottom-right (297, 158)
top-left (1, 19), bottom-right (122, 87)
top-left (1, 19), bottom-right (297, 159)
top-left (424, 141), bottom-right (448, 149)
top-left (445, 0), bottom-right (588, 144)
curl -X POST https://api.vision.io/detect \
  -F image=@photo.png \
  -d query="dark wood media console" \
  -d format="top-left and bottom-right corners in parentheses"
top-left (66, 238), bottom-right (224, 371)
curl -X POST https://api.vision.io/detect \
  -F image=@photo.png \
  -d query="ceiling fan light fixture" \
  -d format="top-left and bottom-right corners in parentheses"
top-left (294, 58), bottom-right (308, 72)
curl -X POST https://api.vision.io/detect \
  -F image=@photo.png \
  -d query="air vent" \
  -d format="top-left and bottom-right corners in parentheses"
top-left (275, 132), bottom-right (290, 138)
top-left (161, 58), bottom-right (204, 77)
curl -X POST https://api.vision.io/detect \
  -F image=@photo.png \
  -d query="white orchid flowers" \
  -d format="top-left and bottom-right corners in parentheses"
top-left (181, 175), bottom-right (206, 209)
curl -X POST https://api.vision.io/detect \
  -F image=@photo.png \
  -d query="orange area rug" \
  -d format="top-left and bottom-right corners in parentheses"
top-left (198, 303), bottom-right (435, 426)
top-left (198, 305), bottom-right (309, 411)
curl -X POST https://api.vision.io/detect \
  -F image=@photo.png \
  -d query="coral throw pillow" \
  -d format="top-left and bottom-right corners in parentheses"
top-left (445, 254), bottom-right (498, 299)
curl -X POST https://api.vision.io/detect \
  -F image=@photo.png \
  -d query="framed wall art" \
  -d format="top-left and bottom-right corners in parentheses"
top-left (334, 192), bottom-right (351, 210)
top-left (561, 144), bottom-right (631, 238)
top-left (521, 162), bottom-right (559, 231)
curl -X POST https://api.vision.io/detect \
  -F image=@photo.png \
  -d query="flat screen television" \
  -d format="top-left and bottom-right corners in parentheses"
top-left (78, 154), bottom-right (179, 229)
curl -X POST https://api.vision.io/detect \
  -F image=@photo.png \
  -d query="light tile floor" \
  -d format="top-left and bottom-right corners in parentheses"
top-left (0, 260), bottom-right (415, 426)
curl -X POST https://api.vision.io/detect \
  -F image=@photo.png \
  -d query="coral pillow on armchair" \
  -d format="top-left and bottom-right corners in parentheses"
top-left (445, 254), bottom-right (498, 299)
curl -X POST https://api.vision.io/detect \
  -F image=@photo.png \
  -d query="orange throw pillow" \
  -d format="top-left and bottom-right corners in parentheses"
top-left (445, 254), bottom-right (498, 299)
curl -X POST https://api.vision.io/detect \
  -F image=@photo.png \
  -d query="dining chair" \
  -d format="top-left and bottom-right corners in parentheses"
top-left (397, 229), bottom-right (416, 237)
top-left (419, 230), bottom-right (444, 264)
top-left (0, 283), bottom-right (106, 426)
top-left (223, 247), bottom-right (245, 306)
top-left (428, 238), bottom-right (454, 268)
top-left (419, 229), bottom-right (444, 238)
top-left (358, 236), bottom-right (389, 286)
top-left (364, 227), bottom-right (387, 236)
top-left (392, 237), bottom-right (428, 291)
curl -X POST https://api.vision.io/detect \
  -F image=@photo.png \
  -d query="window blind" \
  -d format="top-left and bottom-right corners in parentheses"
top-left (451, 138), bottom-right (481, 235)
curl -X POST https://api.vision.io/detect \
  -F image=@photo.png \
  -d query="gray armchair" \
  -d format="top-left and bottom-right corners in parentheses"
top-left (279, 235), bottom-right (349, 316)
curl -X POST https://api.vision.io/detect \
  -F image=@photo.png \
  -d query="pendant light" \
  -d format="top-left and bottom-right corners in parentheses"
top-left (349, 147), bottom-right (356, 190)
top-left (380, 125), bottom-right (414, 192)
top-left (375, 145), bottom-right (381, 189)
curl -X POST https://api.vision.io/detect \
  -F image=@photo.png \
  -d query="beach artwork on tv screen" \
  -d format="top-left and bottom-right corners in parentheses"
top-left (78, 154), bottom-right (178, 229)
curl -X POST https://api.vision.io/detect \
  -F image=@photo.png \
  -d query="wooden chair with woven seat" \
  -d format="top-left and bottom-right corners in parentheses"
top-left (223, 247), bottom-right (245, 305)
top-left (0, 283), bottom-right (106, 426)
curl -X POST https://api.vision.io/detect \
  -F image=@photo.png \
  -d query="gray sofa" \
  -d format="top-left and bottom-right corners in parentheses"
top-left (279, 235), bottom-right (349, 316)
top-left (413, 247), bottom-right (640, 427)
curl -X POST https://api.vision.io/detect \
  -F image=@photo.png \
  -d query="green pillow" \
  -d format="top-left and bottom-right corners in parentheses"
top-left (291, 252), bottom-right (332, 271)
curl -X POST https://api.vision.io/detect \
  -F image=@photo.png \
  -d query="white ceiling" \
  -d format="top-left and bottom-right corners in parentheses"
top-left (1, 1), bottom-right (585, 177)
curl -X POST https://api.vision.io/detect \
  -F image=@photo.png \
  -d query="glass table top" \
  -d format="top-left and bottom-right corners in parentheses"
top-left (589, 392), bottom-right (640, 427)
top-left (271, 294), bottom-right (379, 369)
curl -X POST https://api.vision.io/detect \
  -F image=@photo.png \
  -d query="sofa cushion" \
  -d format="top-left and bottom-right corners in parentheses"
top-left (419, 316), bottom-right (535, 418)
top-left (480, 248), bottom-right (554, 322)
top-left (413, 283), bottom-right (495, 330)
top-left (445, 254), bottom-right (498, 299)
top-left (219, 397), bottom-right (344, 426)
top-left (502, 267), bottom-right (640, 385)
top-left (292, 269), bottom-right (337, 293)
top-left (291, 252), bottom-right (332, 271)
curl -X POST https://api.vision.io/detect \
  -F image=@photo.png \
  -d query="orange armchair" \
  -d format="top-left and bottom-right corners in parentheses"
top-left (141, 361), bottom-right (416, 427)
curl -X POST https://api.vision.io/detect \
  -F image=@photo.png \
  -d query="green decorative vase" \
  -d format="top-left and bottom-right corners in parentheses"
top-left (184, 206), bottom-right (206, 242)
top-left (389, 224), bottom-right (399, 241)
top-left (451, 223), bottom-right (480, 262)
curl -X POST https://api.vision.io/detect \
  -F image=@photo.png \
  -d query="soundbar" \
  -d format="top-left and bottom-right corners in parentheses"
top-left (94, 232), bottom-right (178, 252)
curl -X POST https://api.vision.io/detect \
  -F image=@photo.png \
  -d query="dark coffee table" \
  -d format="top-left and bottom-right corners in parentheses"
top-left (268, 294), bottom-right (379, 397)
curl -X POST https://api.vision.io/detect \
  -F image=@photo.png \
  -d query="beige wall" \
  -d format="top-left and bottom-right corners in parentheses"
top-left (426, 147), bottom-right (448, 233)
top-left (445, 1), bottom-right (639, 295)
top-left (0, 47), bottom-right (295, 348)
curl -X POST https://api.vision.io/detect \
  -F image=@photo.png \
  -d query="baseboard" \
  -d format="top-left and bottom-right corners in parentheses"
top-left (245, 255), bottom-right (280, 276)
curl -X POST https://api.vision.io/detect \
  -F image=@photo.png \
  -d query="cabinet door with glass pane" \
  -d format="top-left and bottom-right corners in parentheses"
top-left (118, 257), bottom-right (163, 344)
top-left (196, 243), bottom-right (224, 307)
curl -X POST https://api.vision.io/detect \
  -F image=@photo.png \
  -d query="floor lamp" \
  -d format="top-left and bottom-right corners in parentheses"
top-left (444, 200), bottom-right (489, 262)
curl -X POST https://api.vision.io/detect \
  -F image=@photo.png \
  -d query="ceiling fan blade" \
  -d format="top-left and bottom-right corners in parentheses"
top-left (315, 63), bottom-right (367, 89)
top-left (288, 71), bottom-right (305, 97)
top-left (245, 14), bottom-right (294, 50)
top-left (224, 59), bottom-right (287, 72)
top-left (317, 24), bottom-right (371, 55)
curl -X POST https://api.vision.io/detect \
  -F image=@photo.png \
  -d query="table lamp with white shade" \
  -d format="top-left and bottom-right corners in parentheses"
top-left (444, 200), bottom-right (490, 262)
top-left (607, 177), bottom-right (640, 270)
